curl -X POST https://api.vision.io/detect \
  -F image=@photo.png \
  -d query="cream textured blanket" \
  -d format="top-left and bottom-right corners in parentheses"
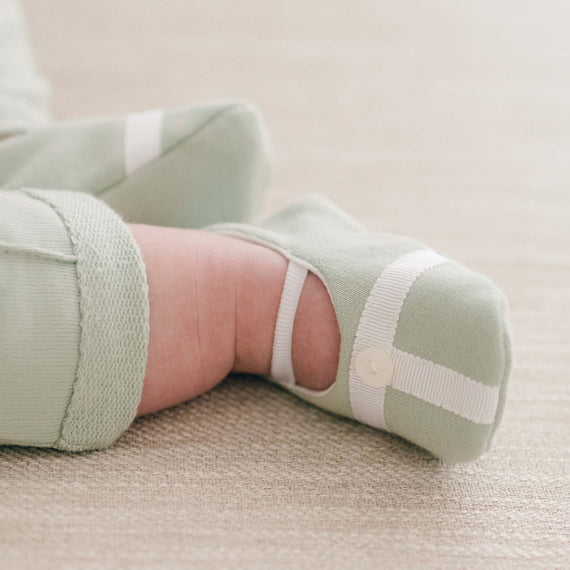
top-left (1, 0), bottom-right (568, 567)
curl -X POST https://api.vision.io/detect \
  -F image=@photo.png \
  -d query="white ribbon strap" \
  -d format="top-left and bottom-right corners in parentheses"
top-left (390, 349), bottom-right (499, 424)
top-left (124, 109), bottom-right (163, 175)
top-left (270, 261), bottom-right (308, 388)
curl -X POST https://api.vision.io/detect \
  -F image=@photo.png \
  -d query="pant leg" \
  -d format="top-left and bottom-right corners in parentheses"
top-left (0, 0), bottom-right (50, 137)
top-left (0, 189), bottom-right (149, 451)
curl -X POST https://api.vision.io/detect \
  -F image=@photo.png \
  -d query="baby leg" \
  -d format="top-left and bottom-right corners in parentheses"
top-left (130, 224), bottom-right (340, 417)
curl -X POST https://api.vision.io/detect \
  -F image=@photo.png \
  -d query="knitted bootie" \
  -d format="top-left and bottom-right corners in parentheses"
top-left (0, 100), bottom-right (271, 227)
top-left (209, 196), bottom-right (513, 463)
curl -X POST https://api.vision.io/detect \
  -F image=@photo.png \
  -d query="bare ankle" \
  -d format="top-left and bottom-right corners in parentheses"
top-left (232, 242), bottom-right (340, 390)
top-left (291, 272), bottom-right (339, 390)
top-left (131, 225), bottom-right (238, 416)
top-left (232, 242), bottom-right (288, 375)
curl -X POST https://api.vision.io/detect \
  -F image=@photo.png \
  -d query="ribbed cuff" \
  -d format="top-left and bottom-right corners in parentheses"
top-left (23, 189), bottom-right (150, 451)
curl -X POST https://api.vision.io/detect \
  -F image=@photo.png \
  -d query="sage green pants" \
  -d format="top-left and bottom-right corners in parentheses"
top-left (0, 189), bottom-right (150, 451)
top-left (0, 1), bottom-right (150, 451)
top-left (0, 0), bottom-right (50, 138)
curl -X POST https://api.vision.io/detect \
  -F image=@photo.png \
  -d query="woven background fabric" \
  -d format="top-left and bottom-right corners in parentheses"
top-left (1, 0), bottom-right (569, 567)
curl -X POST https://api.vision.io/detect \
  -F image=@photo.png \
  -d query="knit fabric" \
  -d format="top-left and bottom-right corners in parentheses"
top-left (0, 189), bottom-right (149, 451)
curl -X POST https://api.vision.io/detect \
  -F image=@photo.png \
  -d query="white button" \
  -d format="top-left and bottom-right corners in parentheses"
top-left (355, 348), bottom-right (394, 387)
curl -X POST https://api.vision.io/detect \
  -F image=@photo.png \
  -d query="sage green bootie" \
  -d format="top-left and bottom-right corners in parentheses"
top-left (209, 196), bottom-right (513, 463)
top-left (0, 100), bottom-right (271, 227)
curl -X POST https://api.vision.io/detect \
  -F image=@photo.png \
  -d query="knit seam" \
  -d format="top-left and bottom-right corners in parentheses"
top-left (19, 190), bottom-right (86, 449)
top-left (0, 242), bottom-right (76, 264)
